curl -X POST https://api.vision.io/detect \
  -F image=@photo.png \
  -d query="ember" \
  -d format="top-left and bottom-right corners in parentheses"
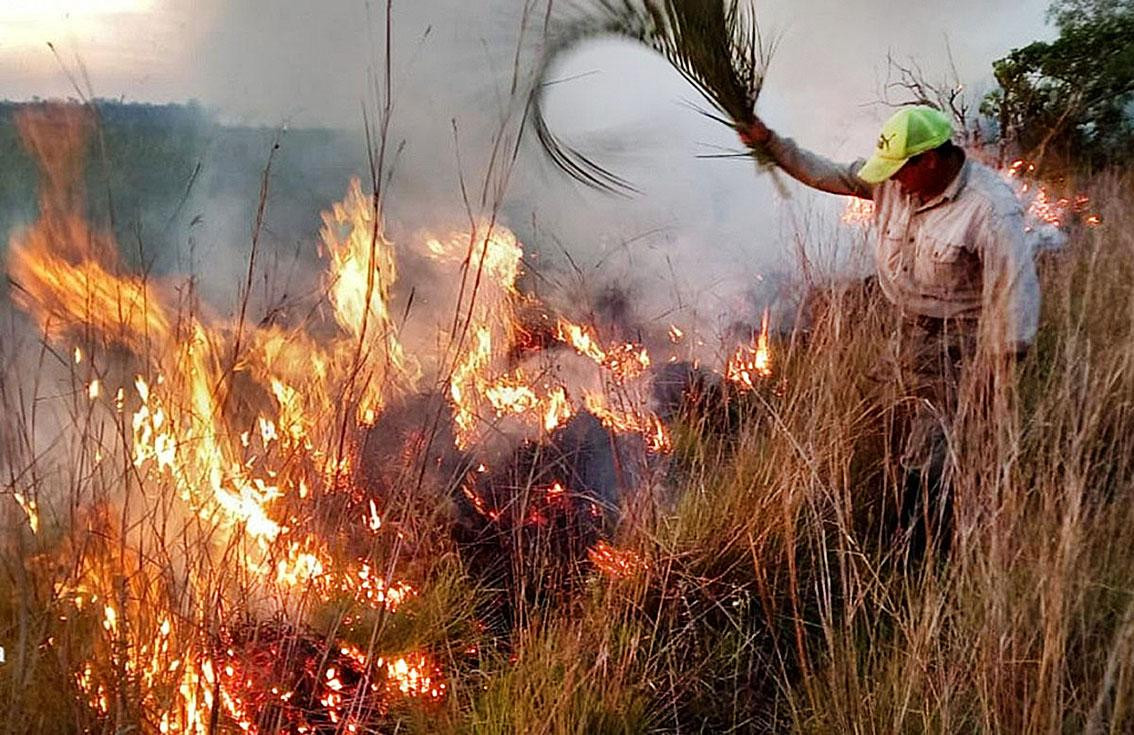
top-left (213, 624), bottom-right (446, 733)
top-left (1005, 159), bottom-right (1102, 230)
top-left (588, 540), bottom-right (648, 579)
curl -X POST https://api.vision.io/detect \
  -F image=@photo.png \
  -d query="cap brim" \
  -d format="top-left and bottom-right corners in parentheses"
top-left (857, 154), bottom-right (908, 184)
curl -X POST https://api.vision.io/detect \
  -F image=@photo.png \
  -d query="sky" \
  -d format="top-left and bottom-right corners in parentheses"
top-left (0, 1), bottom-right (1052, 126)
top-left (0, 0), bottom-right (1057, 331)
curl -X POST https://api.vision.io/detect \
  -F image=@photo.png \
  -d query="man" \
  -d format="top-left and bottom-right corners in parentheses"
top-left (740, 105), bottom-right (1041, 558)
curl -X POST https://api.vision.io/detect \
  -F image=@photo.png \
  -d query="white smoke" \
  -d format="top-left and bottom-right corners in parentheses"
top-left (2, 0), bottom-right (1057, 355)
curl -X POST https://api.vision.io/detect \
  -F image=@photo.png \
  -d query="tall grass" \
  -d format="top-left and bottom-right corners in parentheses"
top-left (442, 170), bottom-right (1134, 733)
top-left (3, 171), bottom-right (1133, 733)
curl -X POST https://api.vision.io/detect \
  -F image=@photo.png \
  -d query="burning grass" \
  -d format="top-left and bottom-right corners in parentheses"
top-left (0, 103), bottom-right (766, 731)
top-left (3, 102), bottom-right (1134, 734)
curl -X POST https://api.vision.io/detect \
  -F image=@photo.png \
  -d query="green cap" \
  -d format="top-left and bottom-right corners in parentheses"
top-left (857, 106), bottom-right (954, 184)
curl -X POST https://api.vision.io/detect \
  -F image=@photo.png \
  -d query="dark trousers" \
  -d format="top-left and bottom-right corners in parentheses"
top-left (889, 315), bottom-right (975, 562)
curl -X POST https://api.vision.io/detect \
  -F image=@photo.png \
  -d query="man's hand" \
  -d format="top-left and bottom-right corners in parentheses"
top-left (738, 117), bottom-right (772, 149)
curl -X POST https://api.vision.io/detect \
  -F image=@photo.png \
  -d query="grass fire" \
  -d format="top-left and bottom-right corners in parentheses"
top-left (2, 1), bottom-right (1134, 733)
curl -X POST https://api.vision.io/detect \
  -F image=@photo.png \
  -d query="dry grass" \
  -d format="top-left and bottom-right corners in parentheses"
top-left (452, 170), bottom-right (1134, 733)
top-left (2, 170), bottom-right (1133, 733)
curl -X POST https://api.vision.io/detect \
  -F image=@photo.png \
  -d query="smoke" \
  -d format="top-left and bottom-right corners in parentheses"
top-left (2, 0), bottom-right (1056, 364)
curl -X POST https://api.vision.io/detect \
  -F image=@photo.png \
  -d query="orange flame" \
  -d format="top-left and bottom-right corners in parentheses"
top-left (556, 318), bottom-right (607, 364)
top-left (556, 318), bottom-right (652, 383)
top-left (7, 106), bottom-right (446, 729)
top-left (584, 393), bottom-right (672, 454)
top-left (726, 309), bottom-right (772, 390)
top-left (321, 177), bottom-right (419, 424)
top-left (542, 385), bottom-right (574, 432)
top-left (4, 105), bottom-right (684, 730)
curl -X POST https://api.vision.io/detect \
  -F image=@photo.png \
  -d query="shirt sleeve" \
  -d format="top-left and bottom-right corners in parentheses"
top-left (765, 133), bottom-right (875, 200)
top-left (978, 205), bottom-right (1041, 353)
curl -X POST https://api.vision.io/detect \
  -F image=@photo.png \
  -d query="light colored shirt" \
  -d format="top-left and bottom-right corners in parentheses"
top-left (766, 133), bottom-right (1041, 352)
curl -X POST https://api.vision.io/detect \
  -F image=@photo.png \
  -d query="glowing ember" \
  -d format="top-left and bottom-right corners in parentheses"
top-left (210, 627), bottom-right (446, 732)
top-left (341, 563), bottom-right (416, 612)
top-left (385, 653), bottom-right (447, 700)
top-left (1006, 159), bottom-right (1101, 230)
top-left (588, 540), bottom-right (647, 579)
top-left (602, 342), bottom-right (652, 383)
top-left (462, 483), bottom-right (500, 522)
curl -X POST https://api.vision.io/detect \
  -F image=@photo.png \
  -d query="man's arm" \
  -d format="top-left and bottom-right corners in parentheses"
top-left (979, 206), bottom-right (1041, 355)
top-left (739, 119), bottom-right (875, 200)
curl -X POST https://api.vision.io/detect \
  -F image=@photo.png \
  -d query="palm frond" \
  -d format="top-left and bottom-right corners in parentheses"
top-left (531, 0), bottom-right (778, 194)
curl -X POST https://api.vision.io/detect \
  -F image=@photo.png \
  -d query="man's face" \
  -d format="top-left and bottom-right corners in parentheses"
top-left (892, 151), bottom-right (939, 197)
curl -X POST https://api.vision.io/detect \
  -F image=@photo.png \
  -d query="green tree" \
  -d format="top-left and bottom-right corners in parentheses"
top-left (983, 0), bottom-right (1134, 168)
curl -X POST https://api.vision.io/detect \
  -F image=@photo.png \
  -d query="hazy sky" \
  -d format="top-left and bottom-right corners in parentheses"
top-left (0, 0), bottom-right (1056, 175)
top-left (0, 0), bottom-right (1055, 200)
top-left (0, 1), bottom-right (1051, 125)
